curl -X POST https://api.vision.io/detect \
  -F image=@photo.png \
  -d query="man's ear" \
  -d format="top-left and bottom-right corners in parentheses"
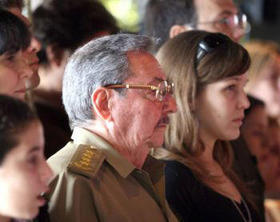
top-left (169, 25), bottom-right (188, 39)
top-left (91, 88), bottom-right (112, 121)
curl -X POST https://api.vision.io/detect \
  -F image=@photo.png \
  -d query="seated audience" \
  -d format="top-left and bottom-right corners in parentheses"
top-left (31, 0), bottom-right (119, 157)
top-left (0, 94), bottom-right (53, 222)
top-left (154, 30), bottom-right (261, 221)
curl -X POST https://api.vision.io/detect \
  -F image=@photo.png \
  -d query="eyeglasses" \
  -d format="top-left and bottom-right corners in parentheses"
top-left (105, 80), bottom-right (174, 102)
top-left (196, 33), bottom-right (227, 67)
top-left (190, 12), bottom-right (250, 33)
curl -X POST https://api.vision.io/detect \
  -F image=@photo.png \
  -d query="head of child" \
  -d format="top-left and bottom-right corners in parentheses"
top-left (156, 30), bottom-right (250, 158)
top-left (0, 95), bottom-right (53, 221)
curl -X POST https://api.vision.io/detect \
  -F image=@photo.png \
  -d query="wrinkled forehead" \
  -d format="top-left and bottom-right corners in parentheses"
top-left (126, 50), bottom-right (166, 84)
top-left (195, 0), bottom-right (238, 21)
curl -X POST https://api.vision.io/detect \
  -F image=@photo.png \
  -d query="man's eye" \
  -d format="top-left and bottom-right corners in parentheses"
top-left (6, 55), bottom-right (15, 61)
top-left (219, 18), bottom-right (230, 25)
top-left (226, 85), bottom-right (236, 91)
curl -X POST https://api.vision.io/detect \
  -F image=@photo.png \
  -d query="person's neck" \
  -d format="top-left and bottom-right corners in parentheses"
top-left (197, 129), bottom-right (217, 164)
top-left (85, 124), bottom-right (150, 169)
top-left (0, 214), bottom-right (11, 222)
top-left (113, 143), bottom-right (150, 169)
top-left (37, 64), bottom-right (64, 93)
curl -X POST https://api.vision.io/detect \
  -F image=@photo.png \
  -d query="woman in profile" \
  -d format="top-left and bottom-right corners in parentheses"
top-left (155, 30), bottom-right (261, 221)
top-left (0, 95), bottom-right (53, 222)
top-left (0, 8), bottom-right (34, 100)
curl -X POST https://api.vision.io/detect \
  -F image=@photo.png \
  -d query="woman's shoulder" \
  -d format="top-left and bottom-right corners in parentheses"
top-left (164, 159), bottom-right (202, 189)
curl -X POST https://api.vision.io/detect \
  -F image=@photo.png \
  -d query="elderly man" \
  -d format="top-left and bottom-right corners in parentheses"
top-left (47, 33), bottom-right (177, 222)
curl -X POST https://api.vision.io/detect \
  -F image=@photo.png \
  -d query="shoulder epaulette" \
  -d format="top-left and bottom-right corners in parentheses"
top-left (67, 144), bottom-right (105, 178)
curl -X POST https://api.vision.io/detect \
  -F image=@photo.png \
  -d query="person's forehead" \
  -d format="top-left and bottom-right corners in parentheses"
top-left (126, 51), bottom-right (166, 83)
top-left (195, 0), bottom-right (237, 19)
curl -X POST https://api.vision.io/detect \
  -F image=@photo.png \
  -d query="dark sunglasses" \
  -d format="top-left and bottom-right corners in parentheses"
top-left (195, 33), bottom-right (227, 70)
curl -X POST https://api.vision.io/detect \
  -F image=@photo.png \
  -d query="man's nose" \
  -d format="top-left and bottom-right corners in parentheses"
top-left (163, 94), bottom-right (177, 114)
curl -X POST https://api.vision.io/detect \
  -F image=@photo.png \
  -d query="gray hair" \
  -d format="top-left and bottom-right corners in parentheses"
top-left (62, 33), bottom-right (155, 128)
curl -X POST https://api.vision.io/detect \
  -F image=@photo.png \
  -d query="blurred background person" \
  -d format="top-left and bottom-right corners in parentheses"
top-left (244, 40), bottom-right (280, 120)
top-left (140, 0), bottom-right (249, 52)
top-left (265, 117), bottom-right (280, 222)
top-left (240, 96), bottom-right (280, 222)
top-left (0, 94), bottom-right (53, 222)
top-left (0, 8), bottom-right (33, 100)
top-left (0, 0), bottom-right (41, 90)
top-left (31, 0), bottom-right (119, 158)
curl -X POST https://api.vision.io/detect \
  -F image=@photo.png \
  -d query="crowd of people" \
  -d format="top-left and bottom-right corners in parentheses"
top-left (0, 0), bottom-right (280, 221)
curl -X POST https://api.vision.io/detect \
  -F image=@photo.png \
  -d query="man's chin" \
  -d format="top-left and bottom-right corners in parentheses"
top-left (146, 136), bottom-right (164, 149)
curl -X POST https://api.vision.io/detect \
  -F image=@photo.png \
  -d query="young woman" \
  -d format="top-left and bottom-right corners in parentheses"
top-left (0, 8), bottom-right (33, 100)
top-left (155, 30), bottom-right (261, 221)
top-left (0, 94), bottom-right (53, 222)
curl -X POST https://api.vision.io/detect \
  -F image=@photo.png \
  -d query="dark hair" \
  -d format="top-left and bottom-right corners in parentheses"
top-left (140, 0), bottom-right (197, 52)
top-left (32, 0), bottom-right (119, 65)
top-left (0, 8), bottom-right (31, 55)
top-left (0, 0), bottom-right (23, 10)
top-left (0, 95), bottom-right (38, 165)
top-left (244, 95), bottom-right (265, 117)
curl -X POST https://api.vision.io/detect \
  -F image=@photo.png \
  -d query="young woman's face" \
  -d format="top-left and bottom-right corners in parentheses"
top-left (0, 121), bottom-right (53, 220)
top-left (0, 50), bottom-right (33, 100)
top-left (196, 73), bottom-right (250, 142)
top-left (241, 106), bottom-right (268, 159)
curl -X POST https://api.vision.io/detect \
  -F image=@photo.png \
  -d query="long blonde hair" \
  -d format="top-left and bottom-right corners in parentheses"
top-left (156, 30), bottom-right (253, 205)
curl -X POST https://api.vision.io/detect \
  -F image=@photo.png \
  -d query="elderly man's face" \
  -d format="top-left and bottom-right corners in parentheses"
top-left (194, 0), bottom-right (245, 42)
top-left (109, 51), bottom-right (176, 149)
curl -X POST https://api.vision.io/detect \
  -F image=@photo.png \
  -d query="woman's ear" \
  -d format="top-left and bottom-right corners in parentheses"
top-left (91, 88), bottom-right (112, 121)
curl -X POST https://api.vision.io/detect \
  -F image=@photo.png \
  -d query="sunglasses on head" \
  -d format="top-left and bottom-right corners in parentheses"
top-left (195, 33), bottom-right (228, 72)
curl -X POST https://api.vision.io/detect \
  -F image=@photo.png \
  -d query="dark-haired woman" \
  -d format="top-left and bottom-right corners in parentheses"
top-left (0, 95), bottom-right (53, 222)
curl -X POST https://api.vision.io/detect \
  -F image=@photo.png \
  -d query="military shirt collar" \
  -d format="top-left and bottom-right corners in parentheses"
top-left (71, 127), bottom-right (135, 178)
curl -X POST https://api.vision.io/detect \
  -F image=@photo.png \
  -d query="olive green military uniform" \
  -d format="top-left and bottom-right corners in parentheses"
top-left (47, 127), bottom-right (178, 222)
